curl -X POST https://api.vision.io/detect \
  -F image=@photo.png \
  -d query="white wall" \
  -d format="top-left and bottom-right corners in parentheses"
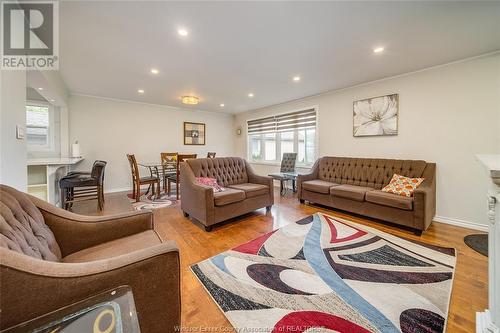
top-left (0, 70), bottom-right (27, 191)
top-left (234, 54), bottom-right (500, 228)
top-left (69, 95), bottom-right (235, 192)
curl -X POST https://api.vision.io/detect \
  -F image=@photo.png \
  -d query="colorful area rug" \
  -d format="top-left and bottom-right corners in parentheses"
top-left (191, 212), bottom-right (456, 333)
top-left (127, 192), bottom-right (179, 211)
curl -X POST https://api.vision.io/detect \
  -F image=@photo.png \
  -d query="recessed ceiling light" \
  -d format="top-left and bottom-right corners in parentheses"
top-left (177, 29), bottom-right (188, 37)
top-left (182, 96), bottom-right (199, 105)
top-left (50, 99), bottom-right (55, 102)
top-left (248, 93), bottom-right (254, 98)
top-left (220, 103), bottom-right (225, 107)
top-left (138, 89), bottom-right (145, 94)
top-left (150, 68), bottom-right (159, 74)
top-left (37, 87), bottom-right (43, 91)
top-left (373, 47), bottom-right (385, 54)
top-left (293, 76), bottom-right (301, 82)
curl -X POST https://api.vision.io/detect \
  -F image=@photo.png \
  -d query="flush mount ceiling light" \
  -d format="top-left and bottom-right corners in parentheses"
top-left (373, 46), bottom-right (385, 54)
top-left (150, 68), bottom-right (159, 74)
top-left (177, 29), bottom-right (188, 37)
top-left (248, 93), bottom-right (254, 98)
top-left (37, 87), bottom-right (43, 90)
top-left (293, 76), bottom-right (301, 82)
top-left (220, 103), bottom-right (225, 107)
top-left (182, 96), bottom-right (199, 105)
top-left (138, 89), bottom-right (145, 94)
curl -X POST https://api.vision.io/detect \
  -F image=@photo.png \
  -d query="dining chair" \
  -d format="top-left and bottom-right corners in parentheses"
top-left (59, 160), bottom-right (107, 210)
top-left (167, 154), bottom-right (197, 199)
top-left (207, 152), bottom-right (216, 158)
top-left (126, 154), bottom-right (160, 202)
top-left (160, 152), bottom-right (178, 192)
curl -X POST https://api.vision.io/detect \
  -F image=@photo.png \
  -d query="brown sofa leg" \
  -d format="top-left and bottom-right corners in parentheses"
top-left (204, 225), bottom-right (213, 232)
top-left (414, 229), bottom-right (423, 236)
top-left (266, 206), bottom-right (272, 212)
top-left (182, 211), bottom-right (189, 218)
top-left (299, 199), bottom-right (305, 204)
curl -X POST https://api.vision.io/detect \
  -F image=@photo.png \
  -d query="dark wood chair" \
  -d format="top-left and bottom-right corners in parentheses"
top-left (127, 154), bottom-right (160, 202)
top-left (167, 154), bottom-right (197, 199)
top-left (160, 152), bottom-right (178, 192)
top-left (59, 160), bottom-right (107, 210)
top-left (207, 152), bottom-right (216, 158)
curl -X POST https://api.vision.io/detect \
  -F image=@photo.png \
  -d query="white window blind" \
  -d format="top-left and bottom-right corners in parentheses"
top-left (247, 108), bottom-right (317, 166)
top-left (247, 108), bottom-right (316, 135)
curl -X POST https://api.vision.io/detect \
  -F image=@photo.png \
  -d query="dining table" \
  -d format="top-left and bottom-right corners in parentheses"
top-left (138, 161), bottom-right (177, 194)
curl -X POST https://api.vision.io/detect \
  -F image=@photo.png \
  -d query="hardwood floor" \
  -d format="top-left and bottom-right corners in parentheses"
top-left (72, 189), bottom-right (487, 333)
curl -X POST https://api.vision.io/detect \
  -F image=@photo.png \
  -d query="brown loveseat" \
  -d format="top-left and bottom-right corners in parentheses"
top-left (297, 157), bottom-right (436, 234)
top-left (180, 157), bottom-right (274, 231)
top-left (0, 185), bottom-right (180, 332)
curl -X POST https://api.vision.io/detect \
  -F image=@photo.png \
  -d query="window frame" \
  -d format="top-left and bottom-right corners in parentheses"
top-left (26, 100), bottom-right (55, 152)
top-left (246, 106), bottom-right (318, 167)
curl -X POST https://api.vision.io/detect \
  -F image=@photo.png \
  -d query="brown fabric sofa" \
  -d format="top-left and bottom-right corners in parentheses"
top-left (180, 157), bottom-right (274, 231)
top-left (0, 184), bottom-right (180, 332)
top-left (297, 157), bottom-right (436, 234)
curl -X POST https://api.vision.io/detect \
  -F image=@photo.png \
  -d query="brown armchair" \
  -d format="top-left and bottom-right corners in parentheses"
top-left (0, 185), bottom-right (180, 333)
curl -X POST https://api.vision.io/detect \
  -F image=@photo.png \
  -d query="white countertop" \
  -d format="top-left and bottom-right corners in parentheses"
top-left (27, 157), bottom-right (84, 166)
top-left (476, 154), bottom-right (500, 185)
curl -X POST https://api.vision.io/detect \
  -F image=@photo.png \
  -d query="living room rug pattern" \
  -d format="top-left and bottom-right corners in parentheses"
top-left (127, 192), bottom-right (179, 210)
top-left (191, 212), bottom-right (456, 333)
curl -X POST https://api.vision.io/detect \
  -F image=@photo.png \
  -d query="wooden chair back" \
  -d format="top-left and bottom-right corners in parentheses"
top-left (161, 152), bottom-right (178, 170)
top-left (176, 154), bottom-right (197, 175)
top-left (90, 160), bottom-right (107, 185)
top-left (127, 154), bottom-right (139, 184)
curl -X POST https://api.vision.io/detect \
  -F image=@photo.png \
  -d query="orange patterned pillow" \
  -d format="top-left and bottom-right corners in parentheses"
top-left (381, 174), bottom-right (424, 197)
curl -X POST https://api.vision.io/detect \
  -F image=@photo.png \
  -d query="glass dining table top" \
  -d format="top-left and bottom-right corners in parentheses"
top-left (138, 162), bottom-right (176, 176)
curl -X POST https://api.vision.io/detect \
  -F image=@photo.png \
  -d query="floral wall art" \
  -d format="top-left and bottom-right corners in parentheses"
top-left (353, 94), bottom-right (398, 137)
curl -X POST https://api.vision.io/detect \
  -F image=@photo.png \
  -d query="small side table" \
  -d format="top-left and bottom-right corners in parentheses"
top-left (3, 286), bottom-right (140, 333)
top-left (269, 172), bottom-right (298, 196)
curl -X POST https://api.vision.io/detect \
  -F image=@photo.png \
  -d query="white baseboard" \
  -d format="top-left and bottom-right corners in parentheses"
top-left (434, 215), bottom-right (489, 232)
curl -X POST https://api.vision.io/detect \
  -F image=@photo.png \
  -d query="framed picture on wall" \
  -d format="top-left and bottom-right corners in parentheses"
top-left (353, 93), bottom-right (399, 137)
top-left (184, 122), bottom-right (206, 145)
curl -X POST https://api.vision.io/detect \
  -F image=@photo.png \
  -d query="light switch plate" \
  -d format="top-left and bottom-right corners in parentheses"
top-left (16, 125), bottom-right (25, 140)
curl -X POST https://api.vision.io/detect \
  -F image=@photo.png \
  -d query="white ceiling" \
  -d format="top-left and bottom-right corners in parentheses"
top-left (59, 1), bottom-right (500, 114)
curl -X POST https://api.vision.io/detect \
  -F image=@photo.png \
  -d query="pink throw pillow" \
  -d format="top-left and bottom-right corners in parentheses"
top-left (196, 177), bottom-right (225, 192)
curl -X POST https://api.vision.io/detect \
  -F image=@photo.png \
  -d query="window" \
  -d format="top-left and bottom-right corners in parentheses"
top-left (247, 108), bottom-right (317, 166)
top-left (26, 102), bottom-right (53, 151)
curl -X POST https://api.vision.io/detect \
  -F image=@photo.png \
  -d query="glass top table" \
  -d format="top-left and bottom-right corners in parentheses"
top-left (268, 172), bottom-right (301, 196)
top-left (3, 286), bottom-right (140, 333)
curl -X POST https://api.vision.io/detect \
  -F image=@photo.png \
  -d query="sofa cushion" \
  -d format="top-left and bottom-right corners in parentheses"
top-left (213, 188), bottom-right (246, 206)
top-left (330, 184), bottom-right (374, 202)
top-left (63, 230), bottom-right (161, 263)
top-left (302, 180), bottom-right (339, 194)
top-left (228, 183), bottom-right (268, 198)
top-left (365, 190), bottom-right (414, 210)
top-left (0, 185), bottom-right (61, 261)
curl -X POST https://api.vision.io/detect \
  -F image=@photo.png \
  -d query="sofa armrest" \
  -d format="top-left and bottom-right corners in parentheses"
top-left (244, 161), bottom-right (274, 198)
top-left (297, 159), bottom-right (320, 196)
top-left (180, 162), bottom-right (215, 224)
top-left (0, 243), bottom-right (180, 332)
top-left (30, 194), bottom-right (154, 257)
top-left (413, 163), bottom-right (436, 230)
